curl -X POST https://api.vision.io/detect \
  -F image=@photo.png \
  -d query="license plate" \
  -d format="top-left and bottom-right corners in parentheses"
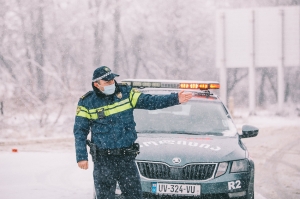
top-left (152, 182), bottom-right (201, 196)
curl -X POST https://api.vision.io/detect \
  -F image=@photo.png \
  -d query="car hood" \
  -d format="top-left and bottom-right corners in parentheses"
top-left (136, 133), bottom-right (246, 166)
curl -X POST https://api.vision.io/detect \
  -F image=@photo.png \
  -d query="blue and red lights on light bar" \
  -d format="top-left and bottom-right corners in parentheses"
top-left (122, 79), bottom-right (220, 90)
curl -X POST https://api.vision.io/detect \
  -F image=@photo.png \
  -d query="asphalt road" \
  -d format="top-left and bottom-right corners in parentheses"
top-left (0, 125), bottom-right (299, 199)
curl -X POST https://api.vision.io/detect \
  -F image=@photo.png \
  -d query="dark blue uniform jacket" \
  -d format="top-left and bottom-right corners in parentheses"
top-left (74, 83), bottom-right (179, 162)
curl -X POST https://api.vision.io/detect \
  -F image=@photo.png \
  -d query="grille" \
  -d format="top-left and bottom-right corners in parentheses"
top-left (136, 162), bottom-right (216, 180)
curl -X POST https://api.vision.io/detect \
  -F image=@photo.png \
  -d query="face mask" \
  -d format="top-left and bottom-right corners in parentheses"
top-left (102, 83), bottom-right (116, 95)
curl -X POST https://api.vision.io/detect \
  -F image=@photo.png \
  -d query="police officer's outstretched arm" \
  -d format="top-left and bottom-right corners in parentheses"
top-left (133, 88), bottom-right (192, 110)
top-left (74, 95), bottom-right (91, 170)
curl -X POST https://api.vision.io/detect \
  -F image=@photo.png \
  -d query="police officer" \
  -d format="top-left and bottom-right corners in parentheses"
top-left (73, 66), bottom-right (192, 199)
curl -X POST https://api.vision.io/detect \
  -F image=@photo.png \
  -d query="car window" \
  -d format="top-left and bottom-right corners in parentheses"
top-left (134, 100), bottom-right (237, 136)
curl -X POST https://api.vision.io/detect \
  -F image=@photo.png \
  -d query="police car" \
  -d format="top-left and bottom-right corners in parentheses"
top-left (117, 79), bottom-right (258, 199)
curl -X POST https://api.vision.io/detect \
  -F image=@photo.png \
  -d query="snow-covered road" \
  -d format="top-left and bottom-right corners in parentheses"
top-left (0, 151), bottom-right (267, 199)
top-left (5, 113), bottom-right (300, 199)
top-left (0, 152), bottom-right (94, 199)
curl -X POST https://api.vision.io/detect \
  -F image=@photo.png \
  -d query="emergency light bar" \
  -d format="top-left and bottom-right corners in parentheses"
top-left (121, 79), bottom-right (220, 90)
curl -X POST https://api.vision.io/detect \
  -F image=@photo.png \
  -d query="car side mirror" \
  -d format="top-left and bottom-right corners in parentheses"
top-left (241, 125), bottom-right (259, 138)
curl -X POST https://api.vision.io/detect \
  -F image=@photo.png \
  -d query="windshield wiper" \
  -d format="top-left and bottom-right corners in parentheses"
top-left (170, 131), bottom-right (223, 136)
top-left (137, 130), bottom-right (168, 134)
top-left (138, 130), bottom-right (224, 136)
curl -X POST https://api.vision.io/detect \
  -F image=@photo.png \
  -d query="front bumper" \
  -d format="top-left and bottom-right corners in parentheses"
top-left (139, 161), bottom-right (254, 198)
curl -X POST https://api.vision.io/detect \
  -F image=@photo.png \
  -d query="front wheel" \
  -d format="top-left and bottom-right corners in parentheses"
top-left (248, 190), bottom-right (254, 199)
top-left (239, 190), bottom-right (254, 199)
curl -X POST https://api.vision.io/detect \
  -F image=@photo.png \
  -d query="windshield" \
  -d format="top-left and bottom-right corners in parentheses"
top-left (134, 100), bottom-right (237, 136)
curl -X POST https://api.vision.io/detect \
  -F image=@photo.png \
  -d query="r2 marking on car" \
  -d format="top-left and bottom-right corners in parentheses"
top-left (140, 140), bottom-right (221, 151)
top-left (228, 180), bottom-right (242, 190)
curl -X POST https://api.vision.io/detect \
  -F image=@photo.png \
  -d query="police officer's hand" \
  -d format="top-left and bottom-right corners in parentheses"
top-left (178, 91), bottom-right (193, 103)
top-left (78, 160), bottom-right (88, 170)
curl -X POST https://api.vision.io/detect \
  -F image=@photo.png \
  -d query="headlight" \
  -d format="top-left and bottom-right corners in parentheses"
top-left (230, 159), bottom-right (248, 173)
top-left (215, 162), bottom-right (228, 177)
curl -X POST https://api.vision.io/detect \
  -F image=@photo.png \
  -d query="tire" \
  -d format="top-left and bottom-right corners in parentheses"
top-left (239, 190), bottom-right (254, 199)
top-left (248, 190), bottom-right (254, 199)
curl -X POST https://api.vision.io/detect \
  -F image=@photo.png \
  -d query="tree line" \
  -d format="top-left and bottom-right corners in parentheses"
top-left (0, 0), bottom-right (299, 134)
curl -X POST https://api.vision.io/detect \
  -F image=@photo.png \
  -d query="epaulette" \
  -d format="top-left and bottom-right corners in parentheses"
top-left (80, 91), bottom-right (93, 100)
top-left (132, 88), bottom-right (140, 93)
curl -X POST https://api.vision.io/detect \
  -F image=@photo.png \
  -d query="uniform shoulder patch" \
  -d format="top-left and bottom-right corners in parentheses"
top-left (81, 91), bottom-right (93, 100)
top-left (76, 106), bottom-right (81, 115)
top-left (132, 88), bottom-right (140, 93)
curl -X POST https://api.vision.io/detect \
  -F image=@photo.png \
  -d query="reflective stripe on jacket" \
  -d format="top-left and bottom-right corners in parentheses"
top-left (73, 84), bottom-right (179, 162)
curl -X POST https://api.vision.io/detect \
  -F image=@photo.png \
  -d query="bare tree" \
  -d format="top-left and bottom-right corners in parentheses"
top-left (89, 0), bottom-right (108, 68)
top-left (0, 0), bottom-right (299, 138)
top-left (113, 0), bottom-right (121, 73)
top-left (227, 68), bottom-right (248, 100)
top-left (31, 0), bottom-right (46, 101)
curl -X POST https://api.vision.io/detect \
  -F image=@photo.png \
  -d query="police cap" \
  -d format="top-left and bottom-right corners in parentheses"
top-left (92, 66), bottom-right (119, 82)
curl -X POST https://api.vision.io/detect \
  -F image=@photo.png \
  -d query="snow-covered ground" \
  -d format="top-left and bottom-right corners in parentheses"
top-left (0, 152), bottom-right (94, 199)
top-left (0, 151), bottom-right (270, 199)
top-left (0, 109), bottom-right (299, 199)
